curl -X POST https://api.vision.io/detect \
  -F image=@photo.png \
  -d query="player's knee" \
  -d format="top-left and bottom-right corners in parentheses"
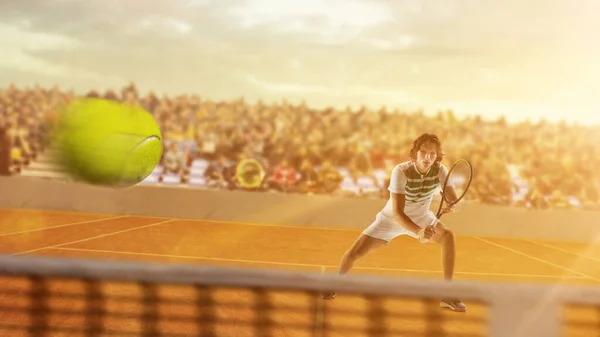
top-left (342, 249), bottom-right (354, 259)
top-left (344, 242), bottom-right (369, 260)
top-left (433, 226), bottom-right (454, 244)
top-left (342, 249), bottom-right (358, 264)
top-left (344, 246), bottom-right (363, 260)
top-left (441, 227), bottom-right (455, 242)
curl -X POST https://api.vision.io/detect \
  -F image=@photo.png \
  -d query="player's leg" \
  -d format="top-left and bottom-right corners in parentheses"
top-left (322, 212), bottom-right (401, 300)
top-left (321, 234), bottom-right (387, 300)
top-left (429, 221), bottom-right (456, 281)
top-left (429, 221), bottom-right (466, 312)
top-left (339, 234), bottom-right (388, 275)
top-left (341, 212), bottom-right (406, 275)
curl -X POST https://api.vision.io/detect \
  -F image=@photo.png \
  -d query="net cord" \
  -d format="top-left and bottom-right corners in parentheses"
top-left (0, 255), bottom-right (596, 305)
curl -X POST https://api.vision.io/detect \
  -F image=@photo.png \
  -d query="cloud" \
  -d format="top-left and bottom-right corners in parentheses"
top-left (0, 0), bottom-right (213, 43)
top-left (0, 21), bottom-right (78, 51)
top-left (0, 22), bottom-right (124, 84)
top-left (0, 0), bottom-right (599, 124)
top-left (226, 0), bottom-right (395, 44)
top-left (229, 0), bottom-right (394, 29)
top-left (245, 74), bottom-right (418, 108)
top-left (137, 16), bottom-right (193, 36)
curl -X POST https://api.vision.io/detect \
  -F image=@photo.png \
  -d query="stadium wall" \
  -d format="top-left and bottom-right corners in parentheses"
top-left (1, 176), bottom-right (599, 243)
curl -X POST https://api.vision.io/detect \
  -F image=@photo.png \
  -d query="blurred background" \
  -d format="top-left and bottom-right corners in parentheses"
top-left (1, 0), bottom-right (599, 211)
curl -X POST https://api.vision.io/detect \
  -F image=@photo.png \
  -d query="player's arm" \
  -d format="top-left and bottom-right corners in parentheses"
top-left (392, 193), bottom-right (424, 234)
top-left (388, 166), bottom-right (422, 235)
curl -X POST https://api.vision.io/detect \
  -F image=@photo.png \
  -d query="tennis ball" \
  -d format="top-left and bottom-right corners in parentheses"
top-left (52, 97), bottom-right (162, 187)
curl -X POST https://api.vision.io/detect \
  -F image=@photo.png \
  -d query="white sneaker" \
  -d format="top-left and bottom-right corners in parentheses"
top-left (321, 292), bottom-right (337, 300)
top-left (440, 299), bottom-right (467, 312)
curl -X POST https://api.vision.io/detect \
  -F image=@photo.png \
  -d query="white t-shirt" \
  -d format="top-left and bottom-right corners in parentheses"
top-left (381, 161), bottom-right (451, 218)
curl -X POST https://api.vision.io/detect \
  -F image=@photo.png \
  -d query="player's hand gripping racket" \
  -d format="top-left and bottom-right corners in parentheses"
top-left (419, 159), bottom-right (474, 243)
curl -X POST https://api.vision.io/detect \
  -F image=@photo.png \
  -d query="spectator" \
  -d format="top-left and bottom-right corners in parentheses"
top-left (160, 142), bottom-right (186, 182)
top-left (523, 183), bottom-right (549, 210)
top-left (317, 160), bottom-right (344, 195)
top-left (547, 190), bottom-right (572, 209)
top-left (204, 155), bottom-right (229, 189)
top-left (0, 116), bottom-right (10, 175)
top-left (348, 143), bottom-right (379, 189)
top-left (1, 82), bottom-right (599, 211)
top-left (270, 159), bottom-right (297, 192)
top-left (199, 130), bottom-right (218, 161)
top-left (296, 159), bottom-right (319, 194)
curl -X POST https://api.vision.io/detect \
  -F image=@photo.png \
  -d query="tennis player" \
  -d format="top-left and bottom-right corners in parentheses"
top-left (321, 133), bottom-right (467, 312)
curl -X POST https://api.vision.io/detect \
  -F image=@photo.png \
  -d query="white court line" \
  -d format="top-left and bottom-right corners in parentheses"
top-left (525, 240), bottom-right (600, 264)
top-left (12, 219), bottom-right (176, 256)
top-left (474, 237), bottom-right (600, 282)
top-left (143, 217), bottom-right (362, 232)
top-left (50, 247), bottom-right (588, 280)
top-left (0, 215), bottom-right (130, 237)
top-left (314, 266), bottom-right (326, 337)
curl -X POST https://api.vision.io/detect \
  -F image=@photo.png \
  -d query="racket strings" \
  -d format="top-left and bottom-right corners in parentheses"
top-left (435, 160), bottom-right (473, 218)
top-left (444, 160), bottom-right (473, 204)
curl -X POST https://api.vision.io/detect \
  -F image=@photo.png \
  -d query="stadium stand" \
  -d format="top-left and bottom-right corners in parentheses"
top-left (1, 83), bottom-right (599, 210)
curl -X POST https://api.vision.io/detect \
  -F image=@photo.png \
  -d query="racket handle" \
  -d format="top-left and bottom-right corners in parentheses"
top-left (418, 217), bottom-right (439, 243)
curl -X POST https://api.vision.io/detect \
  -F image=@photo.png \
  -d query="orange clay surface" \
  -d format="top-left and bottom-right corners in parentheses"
top-left (1, 208), bottom-right (599, 337)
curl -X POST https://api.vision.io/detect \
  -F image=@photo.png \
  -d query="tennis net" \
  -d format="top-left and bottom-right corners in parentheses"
top-left (0, 255), bottom-right (598, 337)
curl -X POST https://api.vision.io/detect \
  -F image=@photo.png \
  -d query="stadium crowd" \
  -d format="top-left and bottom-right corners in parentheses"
top-left (1, 83), bottom-right (599, 211)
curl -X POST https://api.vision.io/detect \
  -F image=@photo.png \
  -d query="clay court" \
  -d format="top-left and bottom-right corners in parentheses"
top-left (1, 208), bottom-right (600, 336)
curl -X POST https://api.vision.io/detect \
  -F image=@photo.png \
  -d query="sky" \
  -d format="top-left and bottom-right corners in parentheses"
top-left (0, 0), bottom-right (599, 125)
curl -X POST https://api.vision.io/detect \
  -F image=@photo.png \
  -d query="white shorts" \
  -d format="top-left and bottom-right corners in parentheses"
top-left (362, 211), bottom-right (439, 243)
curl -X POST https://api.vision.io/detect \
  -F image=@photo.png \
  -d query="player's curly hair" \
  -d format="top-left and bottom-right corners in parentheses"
top-left (409, 133), bottom-right (444, 165)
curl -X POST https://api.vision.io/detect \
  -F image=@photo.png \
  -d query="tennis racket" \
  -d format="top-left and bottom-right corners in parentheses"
top-left (419, 159), bottom-right (474, 243)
